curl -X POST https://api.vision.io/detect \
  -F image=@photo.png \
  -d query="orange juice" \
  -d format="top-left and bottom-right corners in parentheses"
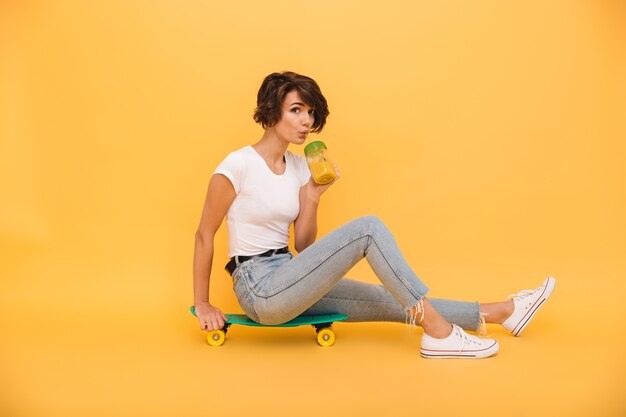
top-left (304, 141), bottom-right (337, 185)
top-left (308, 161), bottom-right (336, 184)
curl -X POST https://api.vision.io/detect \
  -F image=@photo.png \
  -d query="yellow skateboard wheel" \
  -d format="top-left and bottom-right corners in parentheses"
top-left (207, 330), bottom-right (225, 346)
top-left (316, 328), bottom-right (335, 347)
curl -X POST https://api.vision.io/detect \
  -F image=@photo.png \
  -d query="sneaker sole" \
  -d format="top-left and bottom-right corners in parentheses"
top-left (420, 341), bottom-right (499, 359)
top-left (510, 276), bottom-right (556, 336)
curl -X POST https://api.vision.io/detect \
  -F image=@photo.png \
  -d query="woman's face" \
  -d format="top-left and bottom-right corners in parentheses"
top-left (273, 90), bottom-right (315, 145)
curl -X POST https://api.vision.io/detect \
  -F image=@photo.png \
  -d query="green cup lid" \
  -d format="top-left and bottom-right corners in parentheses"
top-left (304, 141), bottom-right (327, 156)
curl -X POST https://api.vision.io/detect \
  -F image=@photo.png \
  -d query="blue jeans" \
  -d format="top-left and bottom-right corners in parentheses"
top-left (231, 216), bottom-right (480, 331)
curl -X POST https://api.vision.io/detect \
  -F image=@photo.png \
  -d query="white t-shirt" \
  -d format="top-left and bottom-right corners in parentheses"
top-left (214, 145), bottom-right (311, 257)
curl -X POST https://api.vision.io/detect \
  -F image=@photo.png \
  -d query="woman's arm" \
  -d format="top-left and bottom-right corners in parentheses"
top-left (293, 174), bottom-right (339, 252)
top-left (293, 183), bottom-right (320, 252)
top-left (193, 174), bottom-right (236, 331)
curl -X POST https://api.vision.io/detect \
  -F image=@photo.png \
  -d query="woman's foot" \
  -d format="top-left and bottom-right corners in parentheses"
top-left (421, 324), bottom-right (499, 359)
top-left (502, 276), bottom-right (556, 336)
top-left (416, 298), bottom-right (498, 358)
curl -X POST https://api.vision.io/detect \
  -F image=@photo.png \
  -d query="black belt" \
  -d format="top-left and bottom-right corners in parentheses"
top-left (225, 247), bottom-right (289, 276)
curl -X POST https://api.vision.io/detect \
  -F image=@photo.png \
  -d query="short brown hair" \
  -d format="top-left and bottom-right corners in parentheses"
top-left (253, 71), bottom-right (330, 133)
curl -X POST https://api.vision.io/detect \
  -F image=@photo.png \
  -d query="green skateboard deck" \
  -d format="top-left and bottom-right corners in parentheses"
top-left (189, 306), bottom-right (348, 347)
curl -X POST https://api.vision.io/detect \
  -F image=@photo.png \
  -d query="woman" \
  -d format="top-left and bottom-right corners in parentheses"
top-left (193, 71), bottom-right (556, 358)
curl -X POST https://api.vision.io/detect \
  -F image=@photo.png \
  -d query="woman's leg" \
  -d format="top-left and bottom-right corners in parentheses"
top-left (243, 216), bottom-right (465, 337)
top-left (246, 216), bottom-right (426, 322)
top-left (233, 215), bottom-right (500, 357)
top-left (480, 301), bottom-right (514, 324)
top-left (300, 278), bottom-right (482, 331)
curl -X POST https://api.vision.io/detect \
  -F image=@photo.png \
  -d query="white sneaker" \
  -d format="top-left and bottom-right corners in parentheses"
top-left (420, 324), bottom-right (499, 359)
top-left (503, 276), bottom-right (556, 336)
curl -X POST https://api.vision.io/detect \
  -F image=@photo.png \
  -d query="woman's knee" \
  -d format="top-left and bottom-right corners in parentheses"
top-left (357, 215), bottom-right (388, 236)
top-left (355, 215), bottom-right (385, 230)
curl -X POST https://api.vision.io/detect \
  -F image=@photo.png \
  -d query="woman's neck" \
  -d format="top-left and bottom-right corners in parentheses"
top-left (252, 129), bottom-right (289, 165)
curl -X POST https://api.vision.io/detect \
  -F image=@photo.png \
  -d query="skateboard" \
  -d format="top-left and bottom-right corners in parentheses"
top-left (190, 306), bottom-right (348, 347)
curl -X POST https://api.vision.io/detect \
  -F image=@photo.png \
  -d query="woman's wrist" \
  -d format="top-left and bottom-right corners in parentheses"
top-left (305, 186), bottom-right (322, 204)
top-left (306, 195), bottom-right (321, 205)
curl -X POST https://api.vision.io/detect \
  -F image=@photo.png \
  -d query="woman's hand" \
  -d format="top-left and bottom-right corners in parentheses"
top-left (304, 163), bottom-right (341, 202)
top-left (194, 301), bottom-right (228, 331)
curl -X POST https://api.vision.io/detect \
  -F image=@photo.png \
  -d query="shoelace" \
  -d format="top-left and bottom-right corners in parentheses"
top-left (507, 287), bottom-right (539, 301)
top-left (454, 325), bottom-right (482, 352)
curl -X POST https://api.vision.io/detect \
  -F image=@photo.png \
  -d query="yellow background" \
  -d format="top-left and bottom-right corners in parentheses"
top-left (2, 0), bottom-right (625, 416)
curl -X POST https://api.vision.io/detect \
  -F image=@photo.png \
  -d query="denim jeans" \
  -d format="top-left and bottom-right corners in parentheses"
top-left (231, 216), bottom-right (481, 331)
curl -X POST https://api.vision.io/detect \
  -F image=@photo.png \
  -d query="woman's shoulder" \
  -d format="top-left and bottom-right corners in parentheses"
top-left (217, 145), bottom-right (255, 166)
top-left (224, 145), bottom-right (254, 159)
top-left (214, 146), bottom-right (255, 192)
top-left (215, 146), bottom-right (254, 172)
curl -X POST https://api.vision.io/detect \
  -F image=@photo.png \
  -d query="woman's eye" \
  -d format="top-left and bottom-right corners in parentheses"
top-left (291, 108), bottom-right (300, 113)
top-left (308, 110), bottom-right (315, 115)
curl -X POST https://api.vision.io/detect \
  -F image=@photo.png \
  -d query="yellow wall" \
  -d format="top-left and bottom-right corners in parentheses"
top-left (2, 1), bottom-right (625, 416)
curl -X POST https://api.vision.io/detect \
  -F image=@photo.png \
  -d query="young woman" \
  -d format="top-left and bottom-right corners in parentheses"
top-left (193, 71), bottom-right (556, 358)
